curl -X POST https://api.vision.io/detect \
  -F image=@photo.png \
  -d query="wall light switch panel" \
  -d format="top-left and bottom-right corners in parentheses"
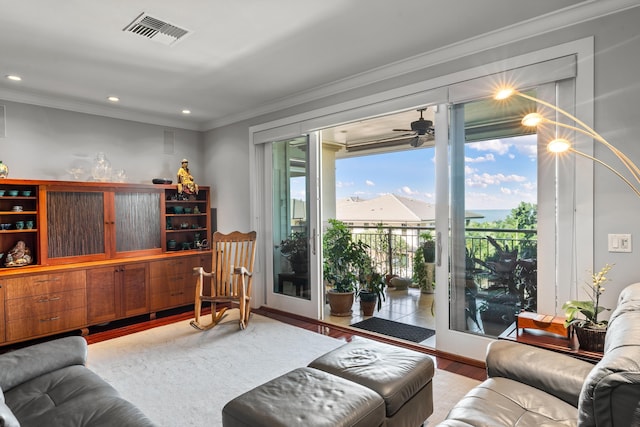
top-left (608, 233), bottom-right (632, 252)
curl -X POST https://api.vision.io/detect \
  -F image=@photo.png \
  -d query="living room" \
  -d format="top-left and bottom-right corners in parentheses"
top-left (1, 2), bottom-right (640, 426)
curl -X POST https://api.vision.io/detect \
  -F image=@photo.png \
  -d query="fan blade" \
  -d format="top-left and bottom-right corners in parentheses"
top-left (409, 134), bottom-right (433, 148)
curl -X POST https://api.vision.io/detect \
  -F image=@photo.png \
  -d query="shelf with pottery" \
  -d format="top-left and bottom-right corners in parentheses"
top-left (163, 188), bottom-right (210, 252)
top-left (0, 183), bottom-right (39, 268)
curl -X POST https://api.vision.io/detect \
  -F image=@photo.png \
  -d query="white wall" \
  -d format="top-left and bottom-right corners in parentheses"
top-left (0, 100), bottom-right (203, 185)
top-left (202, 8), bottom-right (640, 314)
top-left (203, 121), bottom-right (251, 233)
top-left (590, 12), bottom-right (640, 309)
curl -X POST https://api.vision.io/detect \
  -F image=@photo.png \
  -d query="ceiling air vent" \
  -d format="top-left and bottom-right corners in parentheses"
top-left (123, 12), bottom-right (190, 46)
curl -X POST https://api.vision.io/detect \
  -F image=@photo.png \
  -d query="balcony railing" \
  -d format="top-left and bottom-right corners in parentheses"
top-left (347, 224), bottom-right (537, 336)
top-left (346, 224), bottom-right (537, 279)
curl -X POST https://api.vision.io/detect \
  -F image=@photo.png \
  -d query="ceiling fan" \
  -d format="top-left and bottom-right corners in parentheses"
top-left (393, 108), bottom-right (435, 147)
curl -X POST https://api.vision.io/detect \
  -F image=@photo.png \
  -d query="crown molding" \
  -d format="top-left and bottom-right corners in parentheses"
top-left (2, 0), bottom-right (637, 133)
top-left (203, 0), bottom-right (639, 131)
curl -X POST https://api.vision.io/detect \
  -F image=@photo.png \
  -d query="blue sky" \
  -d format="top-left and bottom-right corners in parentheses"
top-left (335, 134), bottom-right (538, 210)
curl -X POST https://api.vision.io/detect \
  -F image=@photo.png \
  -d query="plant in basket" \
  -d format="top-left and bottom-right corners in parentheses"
top-left (280, 231), bottom-right (308, 274)
top-left (323, 219), bottom-right (371, 316)
top-left (562, 263), bottom-right (613, 352)
top-left (358, 269), bottom-right (386, 316)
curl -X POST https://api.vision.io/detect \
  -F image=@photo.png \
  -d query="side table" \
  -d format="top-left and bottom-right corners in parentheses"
top-left (499, 322), bottom-right (603, 363)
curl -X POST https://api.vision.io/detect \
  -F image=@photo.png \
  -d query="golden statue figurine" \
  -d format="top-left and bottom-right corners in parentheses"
top-left (177, 158), bottom-right (198, 196)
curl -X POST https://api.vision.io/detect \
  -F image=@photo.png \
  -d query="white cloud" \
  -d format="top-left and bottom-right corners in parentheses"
top-left (465, 153), bottom-right (496, 163)
top-left (468, 139), bottom-right (511, 155)
top-left (401, 186), bottom-right (418, 195)
top-left (336, 180), bottom-right (354, 188)
top-left (513, 134), bottom-right (538, 158)
top-left (365, 179), bottom-right (375, 186)
top-left (465, 172), bottom-right (527, 188)
top-left (469, 135), bottom-right (537, 158)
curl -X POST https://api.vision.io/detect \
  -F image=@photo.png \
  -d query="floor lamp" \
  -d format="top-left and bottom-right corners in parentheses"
top-left (495, 87), bottom-right (640, 309)
top-left (494, 88), bottom-right (640, 198)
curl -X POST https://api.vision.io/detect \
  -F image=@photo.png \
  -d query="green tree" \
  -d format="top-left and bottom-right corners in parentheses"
top-left (504, 202), bottom-right (537, 230)
top-left (465, 202), bottom-right (537, 262)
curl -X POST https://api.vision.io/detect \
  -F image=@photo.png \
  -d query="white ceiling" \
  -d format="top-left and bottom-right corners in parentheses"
top-left (0, 0), bottom-right (631, 132)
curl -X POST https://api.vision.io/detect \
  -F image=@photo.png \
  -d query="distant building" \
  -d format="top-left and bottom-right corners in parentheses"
top-left (337, 194), bottom-right (483, 226)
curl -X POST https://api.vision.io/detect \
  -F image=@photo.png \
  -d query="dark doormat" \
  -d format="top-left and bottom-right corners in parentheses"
top-left (350, 317), bottom-right (435, 343)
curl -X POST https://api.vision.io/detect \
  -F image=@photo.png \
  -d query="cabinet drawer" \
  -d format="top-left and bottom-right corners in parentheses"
top-left (6, 289), bottom-right (86, 320)
top-left (151, 288), bottom-right (194, 311)
top-left (150, 255), bottom-right (210, 279)
top-left (4, 271), bottom-right (86, 299)
top-left (6, 308), bottom-right (86, 342)
top-left (150, 272), bottom-right (196, 310)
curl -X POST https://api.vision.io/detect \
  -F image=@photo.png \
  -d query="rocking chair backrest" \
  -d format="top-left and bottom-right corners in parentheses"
top-left (212, 231), bottom-right (257, 298)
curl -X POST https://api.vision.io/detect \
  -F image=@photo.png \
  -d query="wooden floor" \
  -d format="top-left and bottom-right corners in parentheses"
top-left (84, 305), bottom-right (487, 382)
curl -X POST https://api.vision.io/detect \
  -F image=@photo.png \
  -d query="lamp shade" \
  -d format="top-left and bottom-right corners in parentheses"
top-left (548, 139), bottom-right (571, 153)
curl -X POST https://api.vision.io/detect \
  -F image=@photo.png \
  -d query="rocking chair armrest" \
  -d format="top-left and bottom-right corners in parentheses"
top-left (233, 266), bottom-right (253, 277)
top-left (193, 266), bottom-right (214, 277)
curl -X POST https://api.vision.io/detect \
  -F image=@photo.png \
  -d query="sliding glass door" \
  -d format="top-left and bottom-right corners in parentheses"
top-left (449, 97), bottom-right (539, 339)
top-left (266, 134), bottom-right (322, 318)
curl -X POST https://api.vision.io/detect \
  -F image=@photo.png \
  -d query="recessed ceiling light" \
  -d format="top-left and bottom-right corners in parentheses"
top-left (6, 75), bottom-right (22, 81)
top-left (107, 96), bottom-right (120, 102)
top-left (182, 109), bottom-right (191, 115)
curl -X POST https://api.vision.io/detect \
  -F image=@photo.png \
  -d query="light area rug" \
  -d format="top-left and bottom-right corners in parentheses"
top-left (87, 310), bottom-right (480, 426)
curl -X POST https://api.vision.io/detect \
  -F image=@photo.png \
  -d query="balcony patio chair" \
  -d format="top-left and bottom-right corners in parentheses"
top-left (190, 231), bottom-right (257, 331)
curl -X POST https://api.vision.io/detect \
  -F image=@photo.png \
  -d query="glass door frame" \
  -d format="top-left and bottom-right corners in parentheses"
top-left (249, 37), bottom-right (593, 361)
top-left (262, 133), bottom-right (323, 319)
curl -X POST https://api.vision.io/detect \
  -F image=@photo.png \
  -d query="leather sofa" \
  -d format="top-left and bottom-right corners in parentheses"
top-left (438, 282), bottom-right (640, 426)
top-left (0, 336), bottom-right (156, 427)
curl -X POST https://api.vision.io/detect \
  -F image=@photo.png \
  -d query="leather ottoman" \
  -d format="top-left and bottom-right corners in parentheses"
top-left (309, 339), bottom-right (434, 427)
top-left (222, 367), bottom-right (385, 427)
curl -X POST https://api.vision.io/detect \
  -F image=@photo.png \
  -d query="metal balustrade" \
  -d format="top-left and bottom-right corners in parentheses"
top-left (345, 224), bottom-right (537, 284)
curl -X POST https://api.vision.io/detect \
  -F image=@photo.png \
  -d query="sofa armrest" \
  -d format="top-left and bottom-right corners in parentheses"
top-left (0, 336), bottom-right (87, 392)
top-left (486, 340), bottom-right (594, 407)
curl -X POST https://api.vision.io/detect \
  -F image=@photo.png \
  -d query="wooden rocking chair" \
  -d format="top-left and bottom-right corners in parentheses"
top-left (190, 231), bottom-right (257, 331)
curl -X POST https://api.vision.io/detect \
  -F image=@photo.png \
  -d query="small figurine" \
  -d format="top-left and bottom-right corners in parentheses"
top-left (177, 159), bottom-right (198, 196)
top-left (5, 240), bottom-right (33, 267)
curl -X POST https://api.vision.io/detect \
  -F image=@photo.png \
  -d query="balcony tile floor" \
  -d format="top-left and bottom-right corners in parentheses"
top-left (324, 286), bottom-right (436, 347)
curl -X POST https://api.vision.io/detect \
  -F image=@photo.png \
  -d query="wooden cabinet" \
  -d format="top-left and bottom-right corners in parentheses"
top-left (87, 263), bottom-right (149, 324)
top-left (0, 180), bottom-right (213, 346)
top-left (1, 271), bottom-right (86, 342)
top-left (150, 253), bottom-right (211, 311)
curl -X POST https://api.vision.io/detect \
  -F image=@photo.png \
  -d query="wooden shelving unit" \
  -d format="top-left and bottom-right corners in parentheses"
top-left (0, 179), bottom-right (213, 346)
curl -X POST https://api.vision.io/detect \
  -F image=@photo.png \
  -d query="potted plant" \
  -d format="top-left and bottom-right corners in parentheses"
top-left (358, 270), bottom-right (386, 316)
top-left (280, 231), bottom-right (308, 274)
top-left (421, 232), bottom-right (436, 293)
top-left (323, 219), bottom-right (370, 316)
top-left (562, 263), bottom-right (613, 352)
